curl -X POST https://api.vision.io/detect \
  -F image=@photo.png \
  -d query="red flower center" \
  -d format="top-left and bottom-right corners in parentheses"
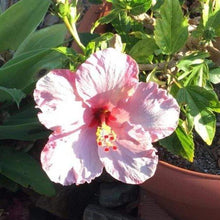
top-left (90, 107), bottom-right (118, 152)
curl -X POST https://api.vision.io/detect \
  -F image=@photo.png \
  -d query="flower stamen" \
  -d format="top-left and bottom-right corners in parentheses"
top-left (96, 123), bottom-right (117, 152)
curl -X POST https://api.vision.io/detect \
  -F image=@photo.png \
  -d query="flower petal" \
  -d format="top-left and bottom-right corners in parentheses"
top-left (120, 82), bottom-right (180, 142)
top-left (75, 48), bottom-right (139, 107)
top-left (34, 69), bottom-right (86, 132)
top-left (98, 122), bottom-right (158, 184)
top-left (41, 126), bottom-right (103, 185)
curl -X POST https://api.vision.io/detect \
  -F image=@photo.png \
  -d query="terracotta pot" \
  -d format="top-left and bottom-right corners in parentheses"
top-left (72, 1), bottom-right (111, 52)
top-left (77, 1), bottom-right (111, 34)
top-left (140, 160), bottom-right (220, 220)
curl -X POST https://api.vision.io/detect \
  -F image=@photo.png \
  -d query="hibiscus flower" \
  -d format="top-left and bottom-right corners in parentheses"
top-left (34, 48), bottom-right (179, 185)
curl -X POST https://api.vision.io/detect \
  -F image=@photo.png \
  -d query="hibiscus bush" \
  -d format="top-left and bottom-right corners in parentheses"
top-left (0, 0), bottom-right (220, 193)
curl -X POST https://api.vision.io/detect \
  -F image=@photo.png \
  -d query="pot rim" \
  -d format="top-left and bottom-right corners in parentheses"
top-left (159, 160), bottom-right (220, 180)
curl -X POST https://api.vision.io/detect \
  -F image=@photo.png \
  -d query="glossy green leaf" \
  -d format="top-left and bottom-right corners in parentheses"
top-left (0, 49), bottom-right (51, 90)
top-left (183, 63), bottom-right (208, 87)
top-left (0, 0), bottom-right (50, 52)
top-left (159, 124), bottom-right (194, 162)
top-left (0, 174), bottom-right (19, 192)
top-left (130, 0), bottom-right (152, 15)
top-left (209, 67), bottom-right (220, 84)
top-left (0, 122), bottom-right (50, 141)
top-left (194, 109), bottom-right (216, 145)
top-left (206, 9), bottom-right (220, 36)
top-left (215, 0), bottom-right (220, 11)
top-left (177, 86), bottom-right (219, 145)
top-left (0, 107), bottom-right (50, 141)
top-left (177, 52), bottom-right (209, 72)
top-left (129, 38), bottom-right (158, 63)
top-left (152, 0), bottom-right (164, 11)
top-left (14, 24), bottom-right (67, 57)
top-left (86, 33), bottom-right (115, 55)
top-left (0, 86), bottom-right (25, 107)
top-left (202, 0), bottom-right (210, 27)
top-left (154, 0), bottom-right (188, 54)
top-left (0, 49), bottom-right (66, 99)
top-left (0, 147), bottom-right (55, 196)
top-left (92, 8), bottom-right (121, 33)
top-left (0, 24), bottom-right (67, 96)
top-left (176, 86), bottom-right (220, 115)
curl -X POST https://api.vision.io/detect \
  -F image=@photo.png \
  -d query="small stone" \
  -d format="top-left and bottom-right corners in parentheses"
top-left (99, 182), bottom-right (139, 208)
top-left (83, 204), bottom-right (140, 220)
top-left (35, 182), bottom-right (99, 219)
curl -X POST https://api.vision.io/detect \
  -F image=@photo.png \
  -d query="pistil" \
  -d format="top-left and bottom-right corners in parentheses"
top-left (96, 111), bottom-right (118, 152)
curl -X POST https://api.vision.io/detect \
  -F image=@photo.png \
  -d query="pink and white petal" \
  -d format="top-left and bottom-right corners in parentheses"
top-left (98, 123), bottom-right (158, 184)
top-left (120, 82), bottom-right (180, 142)
top-left (41, 126), bottom-right (103, 185)
top-left (75, 48), bottom-right (139, 106)
top-left (34, 69), bottom-right (87, 132)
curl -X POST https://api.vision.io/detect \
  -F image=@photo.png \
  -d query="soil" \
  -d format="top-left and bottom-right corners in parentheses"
top-left (156, 132), bottom-right (220, 175)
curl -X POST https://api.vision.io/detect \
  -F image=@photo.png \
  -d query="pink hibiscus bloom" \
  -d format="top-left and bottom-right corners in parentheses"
top-left (34, 48), bottom-right (179, 185)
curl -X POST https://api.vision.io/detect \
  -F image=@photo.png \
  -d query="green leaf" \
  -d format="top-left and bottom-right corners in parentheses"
top-left (0, 147), bottom-right (55, 196)
top-left (0, 0), bottom-right (50, 52)
top-left (154, 0), bottom-right (188, 54)
top-left (0, 49), bottom-right (66, 97)
top-left (0, 86), bottom-right (25, 107)
top-left (176, 86), bottom-right (220, 115)
top-left (183, 63), bottom-right (209, 87)
top-left (129, 31), bottom-right (152, 39)
top-left (129, 0), bottom-right (152, 15)
top-left (0, 24), bottom-right (67, 97)
top-left (85, 33), bottom-right (114, 55)
top-left (209, 67), bottom-right (220, 84)
top-left (0, 106), bottom-right (50, 141)
top-left (14, 24), bottom-right (67, 57)
top-left (0, 49), bottom-right (51, 90)
top-left (215, 0), bottom-right (220, 12)
top-left (215, 0), bottom-right (220, 11)
top-left (0, 174), bottom-right (19, 192)
top-left (152, 0), bottom-right (164, 11)
top-left (79, 33), bottom-right (100, 46)
top-left (177, 52), bottom-right (209, 72)
top-left (159, 124), bottom-right (194, 162)
top-left (202, 0), bottom-right (210, 27)
top-left (129, 38), bottom-right (158, 63)
top-left (206, 9), bottom-right (220, 36)
top-left (91, 8), bottom-right (121, 33)
top-left (194, 109), bottom-right (216, 145)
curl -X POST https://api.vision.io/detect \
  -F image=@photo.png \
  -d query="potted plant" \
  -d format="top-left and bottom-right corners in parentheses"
top-left (69, 1), bottom-right (220, 220)
top-left (1, 0), bottom-right (219, 219)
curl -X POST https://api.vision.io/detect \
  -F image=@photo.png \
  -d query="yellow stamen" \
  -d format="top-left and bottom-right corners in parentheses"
top-left (96, 123), bottom-right (117, 152)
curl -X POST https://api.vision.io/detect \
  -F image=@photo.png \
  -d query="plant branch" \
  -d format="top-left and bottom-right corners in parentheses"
top-left (138, 60), bottom-right (177, 71)
top-left (63, 16), bottom-right (86, 53)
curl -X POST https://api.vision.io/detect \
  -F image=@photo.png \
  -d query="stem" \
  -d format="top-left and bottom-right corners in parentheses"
top-left (139, 60), bottom-right (177, 71)
top-left (173, 77), bottom-right (182, 88)
top-left (63, 16), bottom-right (85, 53)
